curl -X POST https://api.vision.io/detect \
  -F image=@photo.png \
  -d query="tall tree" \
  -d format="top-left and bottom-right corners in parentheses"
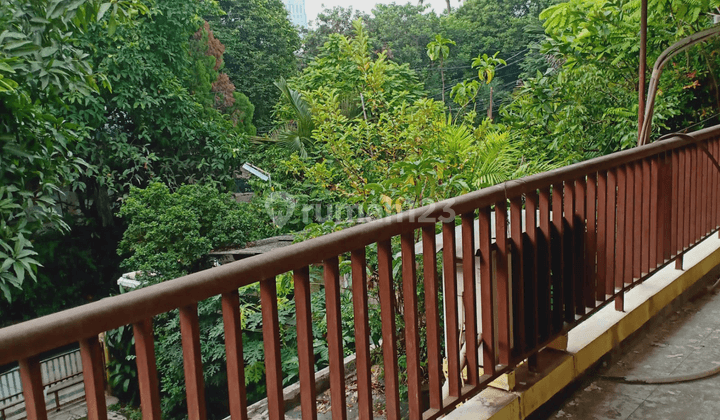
top-left (0, 0), bottom-right (146, 300)
top-left (63, 0), bottom-right (250, 227)
top-left (208, 0), bottom-right (301, 131)
top-left (502, 0), bottom-right (720, 163)
top-left (299, 6), bottom-right (370, 63)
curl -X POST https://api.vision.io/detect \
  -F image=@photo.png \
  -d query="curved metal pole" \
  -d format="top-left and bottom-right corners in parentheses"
top-left (638, 25), bottom-right (720, 146)
top-left (638, 0), bottom-right (647, 136)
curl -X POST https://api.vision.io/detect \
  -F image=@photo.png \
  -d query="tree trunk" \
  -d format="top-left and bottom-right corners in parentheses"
top-left (487, 87), bottom-right (494, 121)
top-left (440, 68), bottom-right (446, 103)
top-left (445, 0), bottom-right (452, 13)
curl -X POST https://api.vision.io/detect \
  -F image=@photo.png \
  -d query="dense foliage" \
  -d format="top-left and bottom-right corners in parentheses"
top-left (0, 0), bottom-right (148, 301)
top-left (504, 0), bottom-right (720, 164)
top-left (3, 0), bottom-right (720, 418)
top-left (118, 183), bottom-right (273, 280)
top-left (207, 0), bottom-right (301, 130)
top-left (262, 20), bottom-right (554, 218)
top-left (300, 0), bottom-right (555, 116)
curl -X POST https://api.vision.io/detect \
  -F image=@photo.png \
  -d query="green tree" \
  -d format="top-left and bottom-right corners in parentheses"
top-left (0, 0), bottom-right (146, 301)
top-left (259, 77), bottom-right (315, 157)
top-left (208, 0), bottom-right (301, 130)
top-left (299, 6), bottom-right (370, 63)
top-left (427, 34), bottom-right (456, 103)
top-left (114, 182), bottom-right (275, 419)
top-left (62, 0), bottom-right (252, 229)
top-left (270, 20), bottom-right (551, 211)
top-left (440, 0), bottom-right (556, 111)
top-left (118, 182), bottom-right (272, 280)
top-left (502, 0), bottom-right (720, 163)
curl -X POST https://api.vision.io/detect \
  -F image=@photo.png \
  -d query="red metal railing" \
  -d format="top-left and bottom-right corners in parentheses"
top-left (1, 125), bottom-right (720, 420)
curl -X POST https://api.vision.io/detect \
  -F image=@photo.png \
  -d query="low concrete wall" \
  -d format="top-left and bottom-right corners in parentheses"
top-left (240, 352), bottom-right (359, 419)
top-left (448, 233), bottom-right (720, 420)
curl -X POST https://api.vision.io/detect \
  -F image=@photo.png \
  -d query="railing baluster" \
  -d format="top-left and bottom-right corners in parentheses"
top-left (596, 173), bottom-right (608, 299)
top-left (708, 141), bottom-right (716, 234)
top-left (401, 232), bottom-right (422, 419)
top-left (703, 145), bottom-right (709, 236)
top-left (710, 139), bottom-right (720, 229)
top-left (695, 145), bottom-right (700, 236)
top-left (624, 164), bottom-right (635, 285)
top-left (633, 161), bottom-right (643, 280)
top-left (704, 143), bottom-right (710, 234)
top-left (378, 240), bottom-right (400, 419)
top-left (80, 336), bottom-right (108, 420)
top-left (495, 201), bottom-right (512, 365)
top-left (656, 155), bottom-right (666, 263)
top-left (695, 145), bottom-right (701, 241)
top-left (715, 139), bottom-right (720, 231)
top-left (538, 187), bottom-right (553, 340)
top-left (19, 357), bottom-right (47, 420)
top-left (461, 214), bottom-right (479, 387)
top-left (551, 184), bottom-right (564, 333)
top-left (615, 166), bottom-right (627, 311)
top-left (294, 268), bottom-right (317, 420)
top-left (260, 278), bottom-right (284, 420)
top-left (133, 319), bottom-right (162, 420)
top-left (574, 178), bottom-right (586, 316)
top-left (442, 222), bottom-right (462, 396)
top-left (684, 148), bottom-right (693, 250)
top-left (222, 290), bottom-right (249, 420)
top-left (698, 145), bottom-right (710, 238)
top-left (45, 358), bottom-right (52, 384)
top-left (179, 304), bottom-right (207, 420)
top-left (605, 169), bottom-right (617, 297)
top-left (641, 158), bottom-right (651, 274)
top-left (677, 148), bottom-right (688, 268)
top-left (351, 250), bottom-right (373, 420)
top-left (585, 174), bottom-right (597, 309)
top-left (478, 207), bottom-right (495, 375)
top-left (324, 257), bottom-right (347, 420)
top-left (649, 156), bottom-right (659, 268)
top-left (525, 192), bottom-right (539, 366)
top-left (422, 225), bottom-right (443, 409)
top-left (662, 152), bottom-right (673, 261)
top-left (697, 144), bottom-right (708, 238)
top-left (712, 140), bottom-right (716, 233)
top-left (671, 150), bottom-right (680, 259)
top-left (563, 181), bottom-right (576, 323)
top-left (510, 198), bottom-right (525, 355)
top-left (690, 147), bottom-right (698, 244)
top-left (698, 145), bottom-right (708, 238)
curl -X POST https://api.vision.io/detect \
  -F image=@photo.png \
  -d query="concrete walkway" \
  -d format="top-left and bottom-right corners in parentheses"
top-left (537, 280), bottom-right (720, 420)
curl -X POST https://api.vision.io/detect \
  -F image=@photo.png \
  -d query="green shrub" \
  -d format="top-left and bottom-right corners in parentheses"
top-left (117, 182), bottom-right (273, 280)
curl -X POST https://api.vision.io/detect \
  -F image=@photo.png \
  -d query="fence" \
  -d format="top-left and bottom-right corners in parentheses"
top-left (0, 349), bottom-right (84, 419)
top-left (0, 124), bottom-right (719, 420)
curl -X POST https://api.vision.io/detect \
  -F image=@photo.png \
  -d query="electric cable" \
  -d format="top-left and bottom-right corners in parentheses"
top-left (597, 278), bottom-right (720, 385)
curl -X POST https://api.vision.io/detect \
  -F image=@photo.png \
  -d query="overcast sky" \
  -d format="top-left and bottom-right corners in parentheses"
top-left (304, 0), bottom-right (460, 26)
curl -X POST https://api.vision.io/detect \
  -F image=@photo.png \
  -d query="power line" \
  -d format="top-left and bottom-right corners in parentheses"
top-left (409, 47), bottom-right (530, 73)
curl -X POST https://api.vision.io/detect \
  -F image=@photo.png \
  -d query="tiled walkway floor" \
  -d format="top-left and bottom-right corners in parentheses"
top-left (538, 280), bottom-right (720, 420)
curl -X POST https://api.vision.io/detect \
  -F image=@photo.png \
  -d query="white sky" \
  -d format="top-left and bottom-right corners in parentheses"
top-left (304, 0), bottom-right (459, 26)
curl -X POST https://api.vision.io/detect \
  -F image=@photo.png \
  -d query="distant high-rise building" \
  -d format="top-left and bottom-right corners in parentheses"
top-left (281, 0), bottom-right (307, 28)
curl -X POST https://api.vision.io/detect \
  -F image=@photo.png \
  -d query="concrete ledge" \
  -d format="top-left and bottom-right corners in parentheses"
top-left (448, 234), bottom-right (720, 420)
top-left (244, 352), bottom-right (358, 419)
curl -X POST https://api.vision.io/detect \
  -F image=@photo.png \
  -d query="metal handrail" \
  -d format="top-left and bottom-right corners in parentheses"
top-left (0, 348), bottom-right (82, 401)
top-left (0, 124), bottom-right (719, 367)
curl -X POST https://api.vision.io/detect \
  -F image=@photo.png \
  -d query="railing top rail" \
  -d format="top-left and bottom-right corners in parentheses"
top-left (1, 125), bottom-right (718, 366)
